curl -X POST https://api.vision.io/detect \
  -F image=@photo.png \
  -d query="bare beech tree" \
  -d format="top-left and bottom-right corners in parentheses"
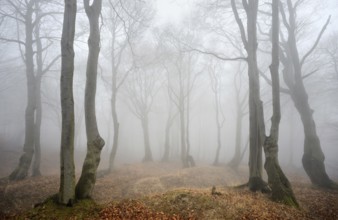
top-left (75, 0), bottom-right (105, 199)
top-left (125, 68), bottom-right (160, 162)
top-left (207, 61), bottom-right (225, 166)
top-left (228, 63), bottom-right (249, 169)
top-left (263, 0), bottom-right (298, 206)
top-left (59, 0), bottom-right (77, 205)
top-left (279, 0), bottom-right (337, 189)
top-left (103, 0), bottom-right (153, 171)
top-left (0, 0), bottom-right (61, 180)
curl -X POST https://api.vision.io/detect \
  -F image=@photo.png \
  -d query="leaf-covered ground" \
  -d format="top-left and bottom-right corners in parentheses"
top-left (0, 162), bottom-right (337, 219)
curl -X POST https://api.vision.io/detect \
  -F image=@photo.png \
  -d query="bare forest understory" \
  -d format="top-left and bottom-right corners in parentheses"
top-left (0, 150), bottom-right (337, 220)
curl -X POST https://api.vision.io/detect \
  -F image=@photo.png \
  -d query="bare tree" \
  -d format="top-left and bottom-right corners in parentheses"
top-left (207, 61), bottom-right (225, 166)
top-left (59, 0), bottom-right (77, 205)
top-left (75, 0), bottom-right (105, 199)
top-left (228, 63), bottom-right (248, 169)
top-left (263, 0), bottom-right (298, 206)
top-left (125, 68), bottom-right (160, 162)
top-left (0, 0), bottom-right (61, 180)
top-left (279, 0), bottom-right (337, 189)
top-left (103, 0), bottom-right (153, 171)
top-left (231, 0), bottom-right (269, 192)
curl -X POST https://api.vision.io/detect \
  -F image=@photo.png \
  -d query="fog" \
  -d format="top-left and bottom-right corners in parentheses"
top-left (0, 0), bottom-right (338, 199)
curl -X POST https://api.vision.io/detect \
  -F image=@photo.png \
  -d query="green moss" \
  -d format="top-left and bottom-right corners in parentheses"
top-left (19, 195), bottom-right (102, 220)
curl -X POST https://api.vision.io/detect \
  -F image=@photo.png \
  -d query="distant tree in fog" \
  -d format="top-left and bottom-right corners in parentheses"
top-left (75, 0), bottom-right (105, 199)
top-left (102, 0), bottom-right (153, 171)
top-left (59, 0), bottom-right (76, 205)
top-left (228, 63), bottom-right (248, 169)
top-left (125, 68), bottom-right (161, 162)
top-left (207, 61), bottom-right (225, 166)
top-left (0, 0), bottom-right (61, 180)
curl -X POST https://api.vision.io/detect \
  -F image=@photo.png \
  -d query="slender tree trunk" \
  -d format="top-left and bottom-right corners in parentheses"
top-left (161, 113), bottom-right (172, 162)
top-left (213, 90), bottom-right (222, 166)
top-left (76, 0), bottom-right (105, 199)
top-left (263, 0), bottom-right (298, 206)
top-left (9, 1), bottom-right (36, 181)
top-left (108, 91), bottom-right (119, 171)
top-left (229, 108), bottom-right (243, 168)
top-left (141, 115), bottom-right (153, 162)
top-left (32, 79), bottom-right (42, 177)
top-left (59, 0), bottom-right (77, 205)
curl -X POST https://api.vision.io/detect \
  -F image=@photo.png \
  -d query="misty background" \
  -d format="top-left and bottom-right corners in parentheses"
top-left (0, 0), bottom-right (337, 178)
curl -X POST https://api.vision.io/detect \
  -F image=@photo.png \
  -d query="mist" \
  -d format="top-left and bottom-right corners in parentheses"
top-left (0, 0), bottom-right (338, 219)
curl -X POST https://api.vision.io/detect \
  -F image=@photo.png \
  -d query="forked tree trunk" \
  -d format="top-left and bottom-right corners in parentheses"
top-left (263, 0), bottom-right (298, 207)
top-left (76, 0), bottom-right (105, 199)
top-left (59, 0), bottom-right (77, 205)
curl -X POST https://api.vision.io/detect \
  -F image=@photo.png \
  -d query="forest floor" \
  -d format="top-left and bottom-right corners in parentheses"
top-left (0, 162), bottom-right (338, 219)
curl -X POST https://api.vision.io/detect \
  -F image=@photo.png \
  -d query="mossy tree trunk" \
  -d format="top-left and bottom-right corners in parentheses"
top-left (263, 0), bottom-right (298, 207)
top-left (59, 0), bottom-right (77, 205)
top-left (76, 0), bottom-right (105, 199)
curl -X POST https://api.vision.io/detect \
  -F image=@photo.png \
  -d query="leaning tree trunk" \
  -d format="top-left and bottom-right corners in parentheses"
top-left (9, 2), bottom-right (36, 181)
top-left (280, 0), bottom-right (336, 189)
top-left (59, 0), bottom-right (77, 205)
top-left (141, 115), bottom-right (153, 162)
top-left (263, 0), bottom-right (298, 207)
top-left (76, 0), bottom-right (105, 199)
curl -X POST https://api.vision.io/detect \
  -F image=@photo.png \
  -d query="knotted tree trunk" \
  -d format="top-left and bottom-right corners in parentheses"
top-left (75, 0), bottom-right (105, 199)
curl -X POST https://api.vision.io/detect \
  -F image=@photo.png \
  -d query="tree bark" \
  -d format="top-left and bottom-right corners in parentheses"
top-left (263, 0), bottom-right (298, 207)
top-left (108, 91), bottom-right (119, 171)
top-left (76, 0), bottom-right (105, 199)
top-left (59, 0), bottom-right (77, 205)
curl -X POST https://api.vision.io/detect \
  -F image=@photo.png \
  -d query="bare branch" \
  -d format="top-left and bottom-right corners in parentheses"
top-left (300, 16), bottom-right (331, 68)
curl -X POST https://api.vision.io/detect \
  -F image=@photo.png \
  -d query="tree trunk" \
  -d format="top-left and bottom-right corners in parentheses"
top-left (9, 1), bottom-right (36, 181)
top-left (179, 107), bottom-right (188, 167)
top-left (245, 0), bottom-right (266, 192)
top-left (161, 113), bottom-right (172, 162)
top-left (263, 0), bottom-right (298, 207)
top-left (76, 0), bottom-right (105, 199)
top-left (229, 108), bottom-right (243, 168)
top-left (32, 79), bottom-right (42, 177)
top-left (108, 91), bottom-right (119, 171)
top-left (280, 0), bottom-right (336, 189)
top-left (141, 115), bottom-right (153, 162)
top-left (59, 0), bottom-right (77, 205)
top-left (213, 89), bottom-right (222, 166)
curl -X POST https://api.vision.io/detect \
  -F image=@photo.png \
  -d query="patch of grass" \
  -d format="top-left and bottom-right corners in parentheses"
top-left (19, 195), bottom-right (102, 220)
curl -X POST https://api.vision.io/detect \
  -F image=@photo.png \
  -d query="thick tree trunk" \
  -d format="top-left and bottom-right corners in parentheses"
top-left (108, 92), bottom-right (119, 171)
top-left (76, 0), bottom-right (105, 199)
top-left (141, 115), bottom-right (153, 162)
top-left (280, 0), bottom-right (336, 189)
top-left (245, 0), bottom-right (267, 192)
top-left (59, 0), bottom-right (77, 205)
top-left (9, 2), bottom-right (36, 181)
top-left (263, 0), bottom-right (298, 207)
